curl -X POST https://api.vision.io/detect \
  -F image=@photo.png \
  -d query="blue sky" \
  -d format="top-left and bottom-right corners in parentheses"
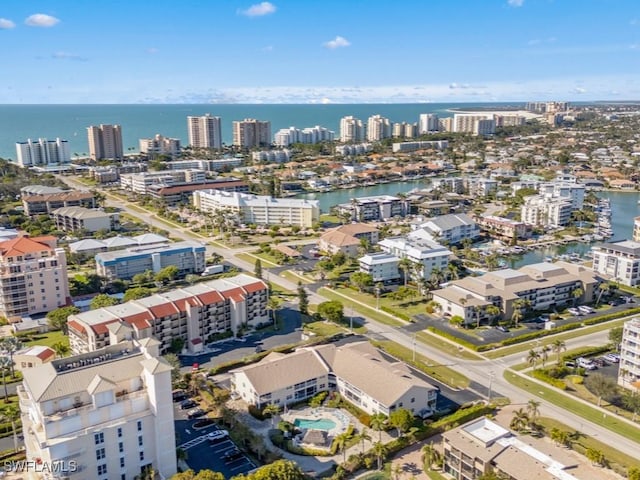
top-left (1, 0), bottom-right (639, 103)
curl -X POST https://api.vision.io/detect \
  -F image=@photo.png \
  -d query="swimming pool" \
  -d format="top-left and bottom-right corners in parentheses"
top-left (294, 418), bottom-right (337, 431)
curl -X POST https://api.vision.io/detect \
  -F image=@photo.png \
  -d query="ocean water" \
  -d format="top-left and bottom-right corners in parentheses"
top-left (0, 102), bottom-right (525, 161)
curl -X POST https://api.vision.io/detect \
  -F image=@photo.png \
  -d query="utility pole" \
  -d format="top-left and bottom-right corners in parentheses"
top-left (488, 371), bottom-right (495, 403)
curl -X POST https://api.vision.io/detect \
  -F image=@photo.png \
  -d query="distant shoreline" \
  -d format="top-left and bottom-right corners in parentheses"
top-left (447, 108), bottom-right (542, 119)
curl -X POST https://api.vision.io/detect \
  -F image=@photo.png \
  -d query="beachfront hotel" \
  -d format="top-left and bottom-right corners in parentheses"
top-left (187, 113), bottom-right (222, 149)
top-left (231, 341), bottom-right (438, 417)
top-left (232, 118), bottom-right (271, 148)
top-left (193, 189), bottom-right (319, 228)
top-left (15, 138), bottom-right (71, 168)
top-left (339, 116), bottom-right (365, 143)
top-left (139, 134), bottom-right (181, 159)
top-left (18, 339), bottom-right (177, 480)
top-left (87, 124), bottom-right (123, 161)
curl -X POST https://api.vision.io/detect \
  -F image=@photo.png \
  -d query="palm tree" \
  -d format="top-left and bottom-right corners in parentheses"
top-left (485, 305), bottom-right (501, 325)
top-left (552, 339), bottom-right (566, 365)
top-left (373, 441), bottom-right (388, 470)
top-left (571, 287), bottom-right (584, 306)
top-left (421, 442), bottom-right (442, 472)
top-left (622, 390), bottom-right (640, 421)
top-left (334, 432), bottom-right (350, 464)
top-left (511, 308), bottom-right (523, 327)
top-left (392, 463), bottom-right (403, 480)
top-left (527, 349), bottom-right (541, 370)
top-left (0, 357), bottom-right (11, 401)
top-left (52, 341), bottom-right (70, 357)
top-left (355, 427), bottom-right (371, 455)
top-left (399, 258), bottom-right (412, 286)
top-left (526, 400), bottom-right (541, 421)
top-left (2, 403), bottom-right (20, 452)
top-left (550, 428), bottom-right (570, 447)
top-left (370, 413), bottom-right (386, 442)
top-left (539, 346), bottom-right (550, 368)
top-left (473, 305), bottom-right (484, 328)
top-left (447, 262), bottom-right (460, 280)
top-left (509, 408), bottom-right (530, 432)
top-left (596, 282), bottom-right (611, 306)
top-left (0, 337), bottom-right (22, 378)
top-left (262, 403), bottom-right (280, 427)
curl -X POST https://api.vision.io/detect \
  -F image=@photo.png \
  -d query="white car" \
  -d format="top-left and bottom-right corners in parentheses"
top-left (604, 353), bottom-right (620, 363)
top-left (578, 305), bottom-right (594, 314)
top-left (567, 307), bottom-right (582, 316)
top-left (577, 357), bottom-right (596, 370)
top-left (207, 430), bottom-right (229, 442)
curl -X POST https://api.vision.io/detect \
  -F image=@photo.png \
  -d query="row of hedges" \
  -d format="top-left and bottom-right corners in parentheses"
top-left (426, 327), bottom-right (478, 351)
top-left (562, 345), bottom-right (612, 362)
top-left (380, 306), bottom-right (411, 322)
top-left (583, 306), bottom-right (640, 325)
top-left (531, 369), bottom-right (567, 390)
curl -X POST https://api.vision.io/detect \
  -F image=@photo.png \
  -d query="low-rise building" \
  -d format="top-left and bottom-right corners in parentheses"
top-left (96, 241), bottom-right (206, 280)
top-left (619, 318), bottom-right (640, 390)
top-left (67, 274), bottom-right (268, 354)
top-left (120, 170), bottom-right (207, 195)
top-left (592, 240), bottom-right (640, 287)
top-left (193, 190), bottom-right (319, 228)
top-left (165, 158), bottom-right (243, 171)
top-left (475, 215), bottom-right (529, 241)
top-left (359, 253), bottom-right (400, 282)
top-left (336, 195), bottom-right (409, 222)
top-left (22, 191), bottom-right (95, 216)
top-left (431, 261), bottom-right (598, 325)
top-left (19, 339), bottom-right (177, 480)
top-left (391, 140), bottom-right (448, 153)
top-left (318, 223), bottom-right (379, 257)
top-left (464, 177), bottom-right (499, 197)
top-left (231, 341), bottom-right (438, 417)
top-left (412, 213), bottom-right (480, 245)
top-left (379, 236), bottom-right (451, 281)
top-left (146, 179), bottom-right (249, 206)
top-left (52, 206), bottom-right (119, 233)
top-left (13, 345), bottom-right (55, 372)
top-left (634, 217), bottom-right (640, 242)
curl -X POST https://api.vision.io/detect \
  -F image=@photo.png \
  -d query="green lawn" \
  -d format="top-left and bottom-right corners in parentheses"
top-left (415, 331), bottom-right (483, 361)
top-left (303, 321), bottom-right (346, 337)
top-left (235, 252), bottom-right (279, 267)
top-left (504, 370), bottom-right (640, 444)
top-left (332, 286), bottom-right (429, 318)
top-left (279, 270), bottom-right (314, 285)
top-left (373, 340), bottom-right (470, 389)
top-left (426, 471), bottom-right (448, 480)
top-left (24, 330), bottom-right (69, 350)
top-left (319, 288), bottom-right (404, 328)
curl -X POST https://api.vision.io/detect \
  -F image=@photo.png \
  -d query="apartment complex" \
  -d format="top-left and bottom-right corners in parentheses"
top-left (166, 158), bottom-right (243, 171)
top-left (231, 341), bottom-right (438, 417)
top-left (392, 122), bottom-right (417, 138)
top-left (619, 318), bottom-right (640, 390)
top-left (475, 215), bottom-right (529, 241)
top-left (336, 195), bottom-right (409, 222)
top-left (359, 252), bottom-right (401, 282)
top-left (339, 116), bottom-right (365, 143)
top-left (22, 190), bottom-right (95, 216)
top-left (335, 143), bottom-right (372, 156)
top-left (67, 274), bottom-right (268, 354)
top-left (193, 190), bottom-right (319, 228)
top-left (146, 180), bottom-right (249, 207)
top-left (592, 240), bottom-right (640, 287)
top-left (634, 217), bottom-right (640, 242)
top-left (318, 223), bottom-right (379, 257)
top-left (19, 339), bottom-right (177, 480)
top-left (187, 114), bottom-right (222, 149)
top-left (443, 417), bottom-right (594, 480)
top-left (419, 113), bottom-right (439, 133)
top-left (232, 119), bottom-right (271, 148)
top-left (431, 261), bottom-right (598, 325)
top-left (69, 233), bottom-right (168, 258)
top-left (120, 170), bottom-right (207, 195)
top-left (87, 124), bottom-right (123, 160)
top-left (366, 115), bottom-right (392, 141)
top-left (252, 150), bottom-right (291, 163)
top-left (274, 125), bottom-right (335, 146)
top-left (52, 206), bottom-right (119, 233)
top-left (96, 241), bottom-right (206, 280)
top-left (392, 140), bottom-right (448, 153)
top-left (139, 134), bottom-right (181, 158)
top-left (378, 236), bottom-right (452, 281)
top-left (412, 213), bottom-right (480, 245)
top-left (521, 195), bottom-right (572, 227)
top-left (0, 235), bottom-right (70, 319)
top-left (453, 114), bottom-right (496, 135)
top-left (464, 177), bottom-right (499, 198)
top-left (15, 138), bottom-right (71, 167)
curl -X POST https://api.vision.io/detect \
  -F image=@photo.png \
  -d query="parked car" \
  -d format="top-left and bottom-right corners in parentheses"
top-left (224, 449), bottom-right (244, 462)
top-left (495, 325), bottom-right (509, 333)
top-left (604, 353), bottom-right (620, 363)
top-left (187, 408), bottom-right (205, 419)
top-left (567, 307), bottom-right (583, 316)
top-left (538, 314), bottom-right (551, 323)
top-left (578, 305), bottom-right (595, 314)
top-left (577, 357), bottom-right (597, 370)
top-left (180, 399), bottom-right (197, 410)
top-left (565, 361), bottom-right (576, 368)
top-left (173, 390), bottom-right (187, 402)
top-left (207, 430), bottom-right (229, 443)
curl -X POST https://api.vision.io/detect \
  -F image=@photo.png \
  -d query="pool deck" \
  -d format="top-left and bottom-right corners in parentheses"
top-left (284, 407), bottom-right (351, 439)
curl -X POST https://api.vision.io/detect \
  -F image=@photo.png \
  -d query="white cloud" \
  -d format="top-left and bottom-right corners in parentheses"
top-left (25, 13), bottom-right (60, 27)
top-left (261, 45), bottom-right (273, 52)
top-left (52, 52), bottom-right (87, 62)
top-left (508, 0), bottom-right (524, 6)
top-left (0, 18), bottom-right (16, 29)
top-left (239, 2), bottom-right (276, 17)
top-left (146, 47), bottom-right (159, 54)
top-left (324, 36), bottom-right (351, 49)
top-left (573, 87), bottom-right (587, 94)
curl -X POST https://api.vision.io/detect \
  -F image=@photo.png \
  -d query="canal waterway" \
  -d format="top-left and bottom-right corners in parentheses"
top-left (298, 181), bottom-right (640, 268)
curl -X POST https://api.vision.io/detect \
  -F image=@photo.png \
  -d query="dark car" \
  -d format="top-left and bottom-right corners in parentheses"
top-left (173, 391), bottom-right (187, 402)
top-left (224, 449), bottom-right (244, 462)
top-left (187, 408), bottom-right (205, 419)
top-left (180, 399), bottom-right (197, 410)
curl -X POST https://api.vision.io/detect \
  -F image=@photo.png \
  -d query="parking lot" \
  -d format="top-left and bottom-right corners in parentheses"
top-left (174, 403), bottom-right (255, 478)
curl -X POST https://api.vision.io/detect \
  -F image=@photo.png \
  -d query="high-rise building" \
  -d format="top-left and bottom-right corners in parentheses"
top-left (633, 217), bottom-right (640, 242)
top-left (274, 125), bottom-right (334, 146)
top-left (339, 116), bottom-right (364, 143)
top-left (87, 124), bottom-right (123, 160)
top-left (232, 119), bottom-right (271, 148)
top-left (0, 235), bottom-right (69, 318)
top-left (619, 318), bottom-right (640, 390)
top-left (139, 134), bottom-right (181, 158)
top-left (187, 114), bottom-right (222, 149)
top-left (19, 339), bottom-right (177, 480)
top-left (15, 138), bottom-right (70, 167)
top-left (419, 114), bottom-right (439, 133)
top-left (366, 115), bottom-right (392, 142)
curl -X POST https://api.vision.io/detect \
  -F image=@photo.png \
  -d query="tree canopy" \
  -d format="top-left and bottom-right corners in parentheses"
top-left (47, 306), bottom-right (80, 332)
top-left (317, 300), bottom-right (344, 323)
top-left (123, 286), bottom-right (154, 302)
top-left (90, 293), bottom-right (120, 310)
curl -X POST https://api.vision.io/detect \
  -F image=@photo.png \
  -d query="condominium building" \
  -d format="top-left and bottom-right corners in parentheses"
top-left (379, 236), bottom-right (452, 281)
top-left (51, 206), bottom-right (119, 233)
top-left (22, 191), bottom-right (95, 216)
top-left (392, 122), bottom-right (417, 138)
top-left (193, 190), bottom-right (319, 228)
top-left (453, 114), bottom-right (494, 134)
top-left (166, 158), bottom-right (242, 171)
top-left (592, 240), bottom-right (640, 287)
top-left (432, 177), bottom-right (465, 194)
top-left (251, 150), bottom-right (291, 163)
top-left (412, 213), bottom-right (480, 245)
top-left (96, 241), bottom-right (206, 280)
top-left (521, 195), bottom-right (572, 227)
top-left (335, 143), bottom-right (372, 156)
top-left (419, 113), bottom-right (439, 134)
top-left (538, 182), bottom-right (585, 210)
top-left (634, 217), bottom-right (640, 242)
top-left (336, 195), bottom-right (409, 222)
top-left (120, 169), bottom-right (207, 195)
top-left (366, 115), bottom-right (392, 141)
top-left (475, 215), bottom-right (529, 241)
top-left (431, 261), bottom-right (598, 325)
top-left (494, 114), bottom-right (526, 127)
top-left (0, 235), bottom-right (70, 319)
top-left (87, 124), bottom-right (123, 160)
top-left (339, 116), bottom-right (365, 143)
top-left (392, 140), bottom-right (448, 153)
top-left (359, 253), bottom-right (400, 282)
top-left (15, 138), bottom-right (71, 167)
top-left (67, 274), bottom-right (269, 354)
top-left (619, 318), bottom-right (640, 390)
top-left (464, 177), bottom-right (499, 197)
top-left (139, 134), bottom-right (181, 158)
top-left (443, 417), bottom-right (596, 480)
top-left (475, 118), bottom-right (497, 135)
top-left (231, 341), bottom-right (438, 416)
top-left (146, 179), bottom-right (249, 207)
top-left (232, 119), bottom-right (271, 148)
top-left (20, 185), bottom-right (66, 196)
top-left (19, 339), bottom-right (177, 480)
top-left (187, 114), bottom-right (222, 149)
top-left (274, 125), bottom-right (334, 146)
top-left (318, 223), bottom-right (379, 257)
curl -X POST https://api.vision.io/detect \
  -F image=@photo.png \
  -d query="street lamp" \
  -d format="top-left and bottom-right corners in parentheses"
top-left (488, 371), bottom-right (495, 403)
top-left (412, 333), bottom-right (417, 363)
top-left (374, 286), bottom-right (381, 311)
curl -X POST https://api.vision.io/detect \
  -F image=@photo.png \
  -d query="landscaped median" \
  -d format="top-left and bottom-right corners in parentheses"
top-left (318, 287), bottom-right (405, 328)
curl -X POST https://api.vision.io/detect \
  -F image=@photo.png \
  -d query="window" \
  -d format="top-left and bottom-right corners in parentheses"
top-left (137, 420), bottom-right (142, 432)
top-left (120, 457), bottom-right (125, 468)
top-left (96, 448), bottom-right (105, 460)
top-left (139, 451), bottom-right (145, 462)
top-left (138, 436), bottom-right (143, 446)
top-left (117, 427), bottom-right (123, 438)
top-left (411, 397), bottom-right (415, 403)
top-left (119, 442), bottom-right (124, 453)
top-left (121, 475), bottom-right (126, 480)
top-left (97, 464), bottom-right (107, 476)
top-left (94, 432), bottom-right (104, 445)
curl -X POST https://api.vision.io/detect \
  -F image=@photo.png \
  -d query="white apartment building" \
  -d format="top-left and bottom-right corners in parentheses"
top-left (392, 122), bottom-right (417, 138)
top-left (15, 138), bottom-right (71, 167)
top-left (139, 134), bottom-right (181, 158)
top-left (51, 206), bottom-right (118, 233)
top-left (193, 190), bottom-right (319, 228)
top-left (19, 339), bottom-right (177, 480)
top-left (232, 119), bottom-right (271, 148)
top-left (336, 195), bottom-right (409, 222)
top-left (619, 318), bottom-right (640, 390)
top-left (274, 125), bottom-right (334, 146)
top-left (187, 114), bottom-right (222, 149)
top-left (366, 115), bottom-right (392, 141)
top-left (120, 169), bottom-right (206, 195)
top-left (231, 341), bottom-right (438, 417)
top-left (96, 241), bottom-right (207, 281)
top-left (464, 177), bottom-right (498, 197)
top-left (494, 114), bottom-right (526, 127)
top-left (412, 213), bottom-right (480, 245)
top-left (475, 215), bottom-right (529, 241)
top-left (165, 158), bottom-right (242, 171)
top-left (392, 140), bottom-right (448, 153)
top-left (0, 235), bottom-right (70, 319)
top-left (339, 116), bottom-right (365, 143)
top-left (453, 114), bottom-right (495, 134)
top-left (634, 217), bottom-right (640, 242)
top-left (87, 124), bottom-right (123, 161)
top-left (419, 113), bottom-right (439, 133)
top-left (68, 274), bottom-right (268, 354)
top-left (538, 182), bottom-right (585, 210)
top-left (475, 118), bottom-right (497, 135)
top-left (379, 236), bottom-right (452, 281)
top-left (359, 253), bottom-right (400, 282)
top-left (592, 240), bottom-right (640, 287)
top-left (252, 150), bottom-right (291, 163)
top-left (521, 195), bottom-right (572, 227)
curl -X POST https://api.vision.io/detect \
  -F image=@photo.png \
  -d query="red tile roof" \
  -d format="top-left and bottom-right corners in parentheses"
top-left (197, 290), bottom-right (224, 305)
top-left (122, 312), bottom-right (153, 331)
top-left (0, 236), bottom-right (53, 258)
top-left (67, 320), bottom-right (86, 335)
top-left (243, 281), bottom-right (267, 294)
top-left (191, 338), bottom-right (202, 345)
top-left (36, 347), bottom-right (56, 361)
top-left (93, 320), bottom-right (119, 335)
top-left (148, 302), bottom-right (179, 318)
top-left (221, 287), bottom-right (246, 303)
